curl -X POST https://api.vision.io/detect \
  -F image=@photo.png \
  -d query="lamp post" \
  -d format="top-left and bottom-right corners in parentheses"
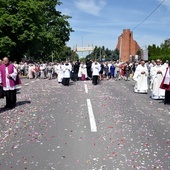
top-left (82, 37), bottom-right (84, 58)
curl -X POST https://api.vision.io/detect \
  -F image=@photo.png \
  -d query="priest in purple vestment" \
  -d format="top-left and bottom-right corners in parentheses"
top-left (0, 57), bottom-right (21, 109)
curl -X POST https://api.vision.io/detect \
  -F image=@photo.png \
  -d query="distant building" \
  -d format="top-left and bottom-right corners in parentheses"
top-left (116, 29), bottom-right (141, 62)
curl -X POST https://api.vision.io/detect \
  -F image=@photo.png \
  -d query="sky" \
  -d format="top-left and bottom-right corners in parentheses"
top-left (56, 0), bottom-right (170, 57)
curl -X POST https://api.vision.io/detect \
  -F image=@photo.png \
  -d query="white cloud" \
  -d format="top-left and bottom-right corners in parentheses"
top-left (60, 8), bottom-right (71, 16)
top-left (158, 0), bottom-right (170, 8)
top-left (73, 0), bottom-right (107, 16)
top-left (62, 0), bottom-right (170, 51)
top-left (137, 34), bottom-right (166, 47)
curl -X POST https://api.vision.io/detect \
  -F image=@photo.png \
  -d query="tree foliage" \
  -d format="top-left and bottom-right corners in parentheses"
top-left (0, 0), bottom-right (73, 61)
top-left (148, 38), bottom-right (170, 61)
top-left (54, 46), bottom-right (78, 62)
top-left (86, 46), bottom-right (119, 61)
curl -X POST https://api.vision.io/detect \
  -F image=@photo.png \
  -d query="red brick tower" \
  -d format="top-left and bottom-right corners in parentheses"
top-left (116, 29), bottom-right (140, 62)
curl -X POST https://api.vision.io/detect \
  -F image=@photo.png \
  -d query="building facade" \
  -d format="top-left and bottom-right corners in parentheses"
top-left (116, 29), bottom-right (141, 62)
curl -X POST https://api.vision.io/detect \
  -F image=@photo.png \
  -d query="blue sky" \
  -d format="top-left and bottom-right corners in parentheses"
top-left (57, 0), bottom-right (170, 56)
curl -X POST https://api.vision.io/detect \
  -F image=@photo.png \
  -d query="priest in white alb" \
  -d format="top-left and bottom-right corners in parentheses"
top-left (133, 60), bottom-right (148, 93)
top-left (150, 59), bottom-right (166, 99)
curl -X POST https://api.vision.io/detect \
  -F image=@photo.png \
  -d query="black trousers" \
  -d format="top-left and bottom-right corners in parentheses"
top-left (92, 76), bottom-right (98, 85)
top-left (62, 78), bottom-right (70, 86)
top-left (4, 89), bottom-right (17, 108)
top-left (164, 90), bottom-right (170, 104)
top-left (70, 72), bottom-right (78, 81)
top-left (74, 73), bottom-right (78, 81)
top-left (87, 69), bottom-right (92, 78)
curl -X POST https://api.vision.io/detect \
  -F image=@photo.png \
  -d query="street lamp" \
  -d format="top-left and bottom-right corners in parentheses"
top-left (82, 37), bottom-right (84, 58)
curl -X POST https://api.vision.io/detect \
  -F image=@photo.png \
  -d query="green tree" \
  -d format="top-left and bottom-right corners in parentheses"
top-left (148, 38), bottom-right (170, 61)
top-left (0, 0), bottom-right (73, 61)
top-left (160, 38), bottom-right (170, 49)
top-left (55, 46), bottom-right (78, 62)
top-left (85, 46), bottom-right (119, 61)
top-left (136, 50), bottom-right (141, 56)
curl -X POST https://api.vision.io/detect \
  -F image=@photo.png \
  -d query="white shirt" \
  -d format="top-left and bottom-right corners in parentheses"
top-left (0, 66), bottom-right (18, 90)
top-left (92, 62), bottom-right (101, 76)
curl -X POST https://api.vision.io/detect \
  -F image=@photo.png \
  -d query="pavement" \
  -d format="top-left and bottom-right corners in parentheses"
top-left (0, 77), bottom-right (169, 170)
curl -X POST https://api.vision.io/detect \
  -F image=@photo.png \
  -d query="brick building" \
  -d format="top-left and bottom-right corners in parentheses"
top-left (116, 29), bottom-right (141, 62)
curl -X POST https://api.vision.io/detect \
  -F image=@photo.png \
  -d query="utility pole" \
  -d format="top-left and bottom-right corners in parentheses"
top-left (82, 37), bottom-right (84, 58)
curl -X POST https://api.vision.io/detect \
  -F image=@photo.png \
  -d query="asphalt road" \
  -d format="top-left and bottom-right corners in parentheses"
top-left (0, 77), bottom-right (169, 170)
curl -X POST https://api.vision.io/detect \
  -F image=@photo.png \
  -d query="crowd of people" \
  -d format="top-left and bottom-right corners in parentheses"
top-left (16, 58), bottom-right (170, 102)
top-left (0, 57), bottom-right (170, 110)
top-left (11, 59), bottom-right (136, 82)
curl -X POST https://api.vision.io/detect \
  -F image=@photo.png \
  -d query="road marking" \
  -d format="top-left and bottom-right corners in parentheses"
top-left (84, 84), bottom-right (88, 93)
top-left (16, 86), bottom-right (22, 89)
top-left (24, 83), bottom-right (30, 86)
top-left (86, 99), bottom-right (97, 132)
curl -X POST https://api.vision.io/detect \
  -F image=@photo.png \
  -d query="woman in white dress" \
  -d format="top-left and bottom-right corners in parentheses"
top-left (78, 62), bottom-right (88, 80)
top-left (56, 62), bottom-right (64, 83)
top-left (28, 64), bottom-right (34, 79)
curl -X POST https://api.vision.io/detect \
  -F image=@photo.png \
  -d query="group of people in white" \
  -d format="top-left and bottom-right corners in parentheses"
top-left (14, 58), bottom-right (169, 102)
top-left (133, 59), bottom-right (168, 100)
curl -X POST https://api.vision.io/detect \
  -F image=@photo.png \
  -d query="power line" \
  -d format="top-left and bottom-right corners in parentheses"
top-left (132, 0), bottom-right (165, 30)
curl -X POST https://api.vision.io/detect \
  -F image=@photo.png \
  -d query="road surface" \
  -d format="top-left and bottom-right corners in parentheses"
top-left (0, 78), bottom-right (169, 170)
